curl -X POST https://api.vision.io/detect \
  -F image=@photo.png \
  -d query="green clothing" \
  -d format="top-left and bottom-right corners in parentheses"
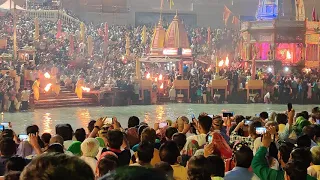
top-left (252, 146), bottom-right (316, 180)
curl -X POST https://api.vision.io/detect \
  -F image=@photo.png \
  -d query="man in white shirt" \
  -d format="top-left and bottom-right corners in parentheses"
top-left (184, 115), bottom-right (212, 148)
top-left (21, 88), bottom-right (30, 111)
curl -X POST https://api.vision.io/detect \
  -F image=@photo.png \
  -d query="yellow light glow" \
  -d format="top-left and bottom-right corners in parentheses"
top-left (286, 51), bottom-right (292, 59)
top-left (159, 74), bottom-right (163, 81)
top-left (44, 72), bottom-right (51, 79)
top-left (146, 73), bottom-right (151, 79)
top-left (218, 60), bottom-right (224, 67)
top-left (160, 83), bottom-right (164, 89)
top-left (81, 86), bottom-right (91, 92)
top-left (44, 83), bottom-right (52, 92)
top-left (225, 56), bottom-right (229, 66)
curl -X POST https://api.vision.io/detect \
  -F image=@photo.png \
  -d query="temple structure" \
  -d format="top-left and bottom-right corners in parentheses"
top-left (239, 0), bottom-right (319, 70)
top-left (140, 13), bottom-right (193, 74)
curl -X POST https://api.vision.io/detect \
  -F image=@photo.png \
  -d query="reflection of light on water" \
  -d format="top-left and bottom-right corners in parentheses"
top-left (43, 113), bottom-right (52, 133)
top-left (76, 109), bottom-right (91, 132)
top-left (155, 105), bottom-right (164, 123)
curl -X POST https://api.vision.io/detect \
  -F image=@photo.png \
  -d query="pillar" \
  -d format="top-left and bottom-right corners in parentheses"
top-left (179, 60), bottom-right (183, 75)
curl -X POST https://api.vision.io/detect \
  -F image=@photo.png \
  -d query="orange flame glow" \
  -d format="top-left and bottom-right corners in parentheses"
top-left (225, 56), bottom-right (229, 66)
top-left (160, 83), bottom-right (164, 89)
top-left (44, 83), bottom-right (52, 92)
top-left (146, 73), bottom-right (151, 79)
top-left (159, 74), bottom-right (163, 81)
top-left (44, 72), bottom-right (51, 79)
top-left (286, 51), bottom-right (292, 59)
top-left (81, 86), bottom-right (91, 92)
top-left (218, 60), bottom-right (224, 67)
top-left (155, 78), bottom-right (158, 82)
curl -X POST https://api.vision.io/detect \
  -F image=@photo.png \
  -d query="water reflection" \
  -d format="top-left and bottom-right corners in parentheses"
top-left (43, 113), bottom-right (52, 133)
top-left (2, 104), bottom-right (317, 134)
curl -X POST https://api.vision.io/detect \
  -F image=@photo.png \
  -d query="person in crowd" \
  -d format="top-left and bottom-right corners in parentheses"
top-left (154, 161), bottom-right (174, 180)
top-left (276, 113), bottom-right (288, 133)
top-left (96, 155), bottom-right (118, 178)
top-left (159, 141), bottom-right (187, 180)
top-left (131, 128), bottom-right (161, 166)
top-left (131, 141), bottom-right (154, 167)
top-left (46, 143), bottom-right (64, 153)
top-left (20, 88), bottom-right (30, 111)
top-left (101, 129), bottom-right (131, 166)
top-left (80, 138), bottom-right (100, 172)
top-left (224, 145), bottom-right (259, 180)
top-left (17, 125), bottom-right (44, 158)
top-left (165, 127), bottom-right (178, 141)
top-left (212, 116), bottom-right (230, 143)
top-left (187, 155), bottom-right (211, 180)
top-left (74, 128), bottom-right (86, 142)
top-left (172, 133), bottom-right (187, 152)
top-left (20, 153), bottom-right (94, 180)
top-left (185, 115), bottom-right (212, 148)
top-left (252, 131), bottom-right (316, 180)
top-left (206, 155), bottom-right (225, 180)
top-left (259, 112), bottom-right (269, 122)
top-left (99, 166), bottom-right (167, 180)
top-left (32, 78), bottom-right (40, 101)
top-left (0, 138), bottom-right (17, 176)
top-left (5, 156), bottom-right (27, 174)
top-left (55, 124), bottom-right (74, 149)
top-left (41, 133), bottom-right (51, 151)
top-left (308, 146), bottom-right (320, 179)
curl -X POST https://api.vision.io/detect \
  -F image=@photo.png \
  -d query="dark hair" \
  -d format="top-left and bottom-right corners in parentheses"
top-left (172, 133), bottom-right (187, 151)
top-left (141, 128), bottom-right (156, 144)
top-left (312, 107), bottom-right (319, 114)
top-left (165, 127), bottom-right (178, 140)
top-left (1, 129), bottom-right (14, 139)
top-left (234, 146), bottom-right (253, 168)
top-left (4, 171), bottom-right (21, 180)
top-left (154, 162), bottom-right (174, 179)
top-left (107, 130), bottom-right (123, 149)
top-left (137, 141), bottom-right (154, 163)
top-left (0, 138), bottom-right (16, 156)
top-left (315, 125), bottom-right (320, 138)
top-left (279, 142), bottom-right (295, 163)
top-left (298, 111), bottom-right (309, 120)
top-left (187, 155), bottom-right (211, 180)
top-left (74, 128), bottom-right (86, 142)
top-left (297, 135), bottom-right (311, 148)
top-left (284, 160), bottom-right (308, 180)
top-left (198, 116), bottom-right (213, 133)
top-left (138, 125), bottom-right (148, 137)
top-left (99, 166), bottom-right (167, 180)
top-left (20, 153), bottom-right (94, 180)
top-left (26, 125), bottom-right (39, 135)
top-left (276, 113), bottom-right (288, 125)
top-left (207, 155), bottom-right (225, 177)
top-left (159, 141), bottom-right (180, 165)
top-left (259, 112), bottom-right (268, 120)
top-left (41, 133), bottom-right (52, 145)
top-left (290, 148), bottom-right (312, 169)
top-left (46, 143), bottom-right (64, 153)
top-left (5, 156), bottom-right (27, 173)
top-left (98, 157), bottom-right (117, 177)
top-left (128, 116), bottom-right (140, 128)
top-left (234, 115), bottom-right (245, 124)
top-left (302, 125), bottom-right (316, 140)
top-left (55, 124), bottom-right (73, 141)
top-left (87, 120), bottom-right (96, 133)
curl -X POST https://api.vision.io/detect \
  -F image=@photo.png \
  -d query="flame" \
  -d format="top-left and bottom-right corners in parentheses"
top-left (207, 67), bottom-right (211, 72)
top-left (81, 86), bottom-right (91, 92)
top-left (44, 72), bottom-right (51, 79)
top-left (146, 73), bottom-right (151, 79)
top-left (159, 74), bottom-right (163, 81)
top-left (218, 60), bottom-right (224, 67)
top-left (286, 51), bottom-right (292, 59)
top-left (160, 83), bottom-right (164, 89)
top-left (155, 78), bottom-right (158, 82)
top-left (44, 83), bottom-right (52, 92)
top-left (225, 56), bottom-right (229, 66)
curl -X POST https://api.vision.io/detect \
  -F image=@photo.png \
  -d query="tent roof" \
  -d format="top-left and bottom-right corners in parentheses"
top-left (0, 0), bottom-right (25, 10)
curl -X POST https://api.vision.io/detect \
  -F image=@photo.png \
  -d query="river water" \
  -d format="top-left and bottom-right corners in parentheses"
top-left (2, 103), bottom-right (318, 134)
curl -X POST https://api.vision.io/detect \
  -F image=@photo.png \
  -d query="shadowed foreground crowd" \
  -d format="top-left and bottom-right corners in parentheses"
top-left (0, 106), bottom-right (319, 180)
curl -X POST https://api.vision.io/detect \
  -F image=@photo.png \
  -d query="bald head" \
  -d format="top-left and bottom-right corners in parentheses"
top-left (49, 135), bottom-right (64, 147)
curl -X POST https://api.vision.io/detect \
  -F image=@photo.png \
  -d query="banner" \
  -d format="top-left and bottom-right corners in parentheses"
top-left (56, 19), bottom-right (62, 39)
top-left (232, 15), bottom-right (240, 28)
top-left (223, 5), bottom-right (232, 26)
top-left (69, 34), bottom-right (74, 56)
top-left (87, 35), bottom-right (93, 56)
top-left (169, 0), bottom-right (174, 9)
top-left (80, 22), bottom-right (85, 42)
top-left (34, 17), bottom-right (39, 41)
top-left (141, 25), bottom-right (147, 44)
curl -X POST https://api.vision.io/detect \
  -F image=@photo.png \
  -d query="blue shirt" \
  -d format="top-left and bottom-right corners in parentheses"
top-left (225, 167), bottom-right (260, 180)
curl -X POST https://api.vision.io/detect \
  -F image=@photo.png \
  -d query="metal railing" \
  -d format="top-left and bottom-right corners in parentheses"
top-left (27, 10), bottom-right (81, 24)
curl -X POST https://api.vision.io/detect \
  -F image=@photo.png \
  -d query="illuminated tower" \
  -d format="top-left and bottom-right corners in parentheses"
top-left (256, 0), bottom-right (279, 20)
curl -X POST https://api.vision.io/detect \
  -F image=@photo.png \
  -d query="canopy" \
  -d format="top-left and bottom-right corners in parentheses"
top-left (0, 0), bottom-right (25, 11)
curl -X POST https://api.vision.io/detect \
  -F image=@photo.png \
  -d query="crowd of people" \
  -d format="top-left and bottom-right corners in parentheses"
top-left (0, 105), bottom-right (318, 180)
